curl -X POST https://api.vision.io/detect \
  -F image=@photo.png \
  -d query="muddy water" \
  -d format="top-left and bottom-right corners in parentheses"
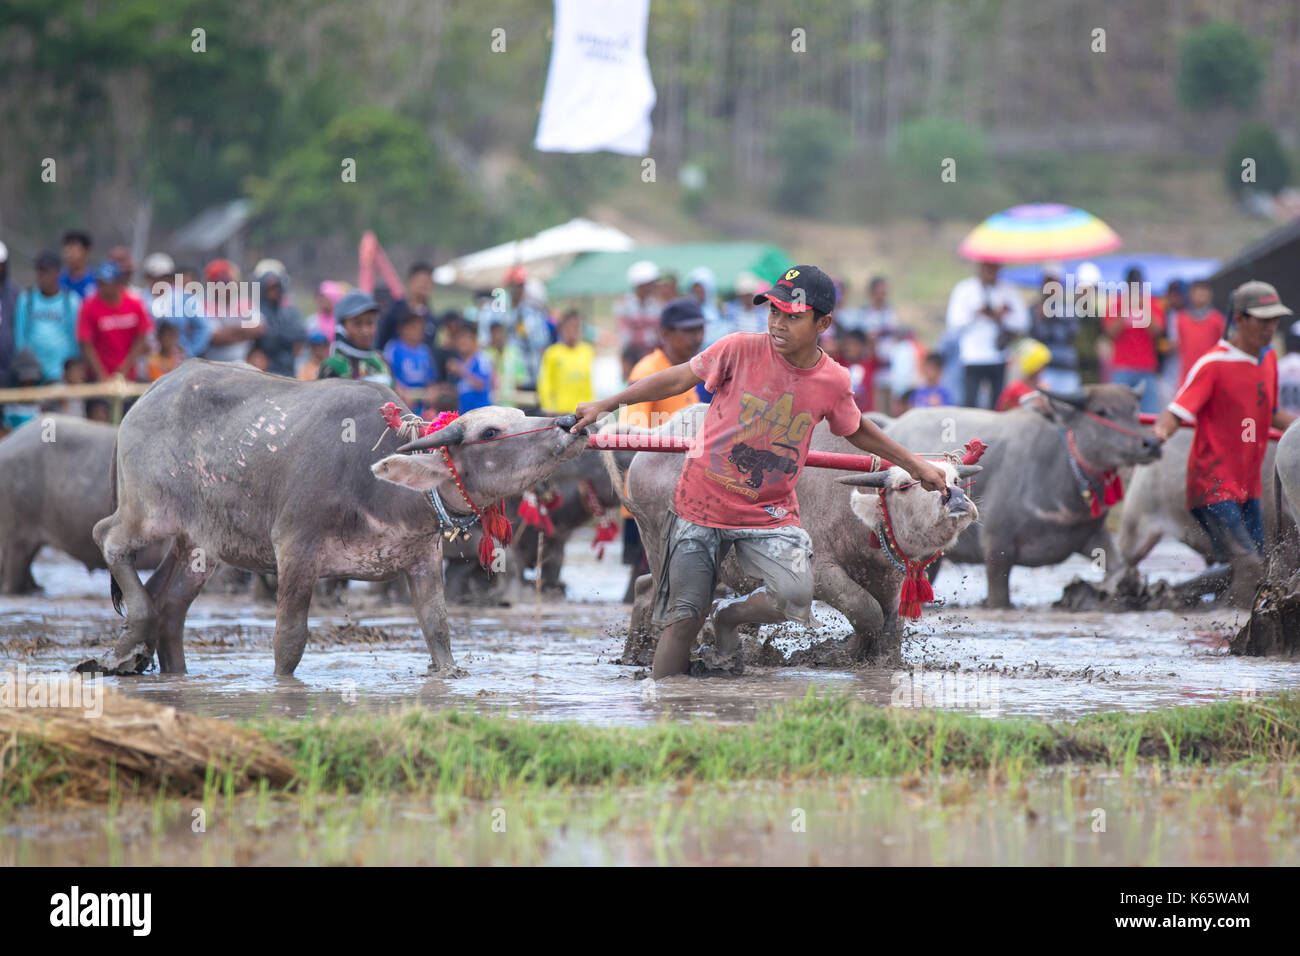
top-left (1, 532), bottom-right (1297, 725)
top-left (4, 768), bottom-right (1297, 866)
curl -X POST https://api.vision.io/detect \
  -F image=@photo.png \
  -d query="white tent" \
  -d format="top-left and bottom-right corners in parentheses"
top-left (433, 218), bottom-right (635, 288)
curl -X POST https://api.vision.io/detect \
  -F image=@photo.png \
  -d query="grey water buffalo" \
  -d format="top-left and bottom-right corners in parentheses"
top-left (90, 360), bottom-right (588, 676)
top-left (884, 386), bottom-right (1161, 607)
top-left (0, 415), bottom-right (165, 593)
top-left (1119, 427), bottom-right (1281, 573)
top-left (614, 405), bottom-right (980, 666)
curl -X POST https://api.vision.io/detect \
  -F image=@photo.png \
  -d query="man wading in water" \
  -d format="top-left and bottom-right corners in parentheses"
top-left (571, 265), bottom-right (947, 678)
top-left (1153, 281), bottom-right (1297, 606)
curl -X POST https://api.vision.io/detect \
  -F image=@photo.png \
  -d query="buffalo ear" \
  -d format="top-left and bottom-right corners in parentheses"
top-left (848, 489), bottom-right (881, 528)
top-left (371, 453), bottom-right (450, 491)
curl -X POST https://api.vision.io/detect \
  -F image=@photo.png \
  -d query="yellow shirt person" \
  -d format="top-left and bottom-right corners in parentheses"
top-left (537, 311), bottom-right (595, 414)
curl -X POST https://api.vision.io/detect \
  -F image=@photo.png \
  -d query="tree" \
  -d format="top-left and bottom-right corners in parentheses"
top-left (1224, 121), bottom-right (1291, 196)
top-left (1177, 21), bottom-right (1265, 113)
top-left (246, 108), bottom-right (486, 251)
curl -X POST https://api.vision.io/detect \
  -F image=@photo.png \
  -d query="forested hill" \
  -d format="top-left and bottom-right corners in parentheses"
top-left (1, 0), bottom-right (1295, 260)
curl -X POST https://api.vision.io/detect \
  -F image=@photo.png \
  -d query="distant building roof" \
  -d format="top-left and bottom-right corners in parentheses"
top-left (1209, 217), bottom-right (1300, 318)
top-left (169, 199), bottom-right (253, 252)
top-left (546, 242), bottom-right (794, 298)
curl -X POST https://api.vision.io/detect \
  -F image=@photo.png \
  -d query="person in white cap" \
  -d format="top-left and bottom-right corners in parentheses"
top-left (614, 259), bottom-right (665, 362)
top-left (143, 252), bottom-right (210, 361)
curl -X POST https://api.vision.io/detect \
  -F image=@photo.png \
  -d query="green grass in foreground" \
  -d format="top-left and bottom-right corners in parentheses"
top-left (263, 690), bottom-right (1300, 798)
top-left (4, 691), bottom-right (1299, 810)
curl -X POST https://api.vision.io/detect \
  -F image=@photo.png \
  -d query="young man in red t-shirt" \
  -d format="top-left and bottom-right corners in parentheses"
top-left (1153, 280), bottom-right (1296, 606)
top-left (76, 260), bottom-right (153, 381)
top-left (571, 265), bottom-right (947, 678)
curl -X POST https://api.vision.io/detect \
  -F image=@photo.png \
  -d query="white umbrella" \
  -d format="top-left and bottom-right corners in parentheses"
top-left (434, 218), bottom-right (635, 287)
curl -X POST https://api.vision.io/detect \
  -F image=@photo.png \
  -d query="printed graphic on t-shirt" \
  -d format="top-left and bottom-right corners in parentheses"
top-left (707, 391), bottom-right (812, 498)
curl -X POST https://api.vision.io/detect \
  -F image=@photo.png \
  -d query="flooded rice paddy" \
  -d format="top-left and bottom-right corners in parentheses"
top-left (4, 530), bottom-right (1298, 865)
top-left (0, 531), bottom-right (1293, 725)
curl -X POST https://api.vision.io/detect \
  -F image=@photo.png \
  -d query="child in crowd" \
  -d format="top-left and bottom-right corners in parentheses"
top-left (60, 357), bottom-right (89, 418)
top-left (488, 320), bottom-right (529, 409)
top-left (86, 399), bottom-right (111, 423)
top-left (318, 290), bottom-right (393, 384)
top-left (146, 320), bottom-right (186, 381)
top-left (996, 338), bottom-right (1050, 411)
top-left (907, 352), bottom-right (955, 407)
top-left (537, 309), bottom-right (595, 414)
top-left (2, 351), bottom-right (44, 430)
top-left (834, 328), bottom-right (879, 412)
top-left (384, 311), bottom-right (438, 415)
top-left (297, 331), bottom-right (330, 381)
top-left (448, 321), bottom-right (494, 412)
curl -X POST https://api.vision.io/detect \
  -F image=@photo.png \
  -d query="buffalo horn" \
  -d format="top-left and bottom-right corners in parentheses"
top-left (398, 422), bottom-right (465, 453)
top-left (836, 471), bottom-right (891, 488)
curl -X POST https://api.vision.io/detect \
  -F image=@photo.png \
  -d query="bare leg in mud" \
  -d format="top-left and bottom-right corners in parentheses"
top-left (652, 616), bottom-right (705, 679)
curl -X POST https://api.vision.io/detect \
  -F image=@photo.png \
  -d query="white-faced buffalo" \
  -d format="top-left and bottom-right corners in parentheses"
top-left (614, 405), bottom-right (980, 666)
top-left (90, 360), bottom-right (588, 676)
top-left (0, 415), bottom-right (165, 593)
top-left (885, 385), bottom-right (1161, 607)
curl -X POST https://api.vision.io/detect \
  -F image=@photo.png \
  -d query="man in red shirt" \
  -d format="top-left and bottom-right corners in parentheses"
top-left (1103, 266), bottom-right (1165, 414)
top-left (1175, 279), bottom-right (1227, 385)
top-left (76, 260), bottom-right (152, 381)
top-left (571, 265), bottom-right (947, 677)
top-left (1154, 280), bottom-right (1297, 606)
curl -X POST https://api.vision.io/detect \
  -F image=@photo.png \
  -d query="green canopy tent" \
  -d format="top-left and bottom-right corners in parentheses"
top-left (545, 242), bottom-right (794, 299)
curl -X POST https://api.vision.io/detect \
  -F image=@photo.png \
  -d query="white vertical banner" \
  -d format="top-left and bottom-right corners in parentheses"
top-left (534, 0), bottom-right (656, 156)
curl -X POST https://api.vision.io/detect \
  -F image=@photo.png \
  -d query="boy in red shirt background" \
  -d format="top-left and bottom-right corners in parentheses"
top-left (1103, 266), bottom-right (1164, 414)
top-left (1153, 280), bottom-right (1296, 606)
top-left (571, 265), bottom-right (947, 678)
top-left (1175, 279), bottom-right (1226, 385)
top-left (76, 260), bottom-right (152, 381)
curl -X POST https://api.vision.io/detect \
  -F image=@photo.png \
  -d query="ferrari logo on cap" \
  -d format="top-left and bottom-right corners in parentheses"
top-left (784, 269), bottom-right (800, 281)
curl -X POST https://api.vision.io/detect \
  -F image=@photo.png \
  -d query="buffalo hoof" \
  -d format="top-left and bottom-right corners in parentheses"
top-left (690, 642), bottom-right (745, 677)
top-left (428, 662), bottom-right (468, 679)
top-left (74, 650), bottom-right (153, 676)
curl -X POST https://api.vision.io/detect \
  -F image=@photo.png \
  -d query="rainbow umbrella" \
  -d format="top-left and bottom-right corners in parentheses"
top-left (958, 203), bottom-right (1121, 264)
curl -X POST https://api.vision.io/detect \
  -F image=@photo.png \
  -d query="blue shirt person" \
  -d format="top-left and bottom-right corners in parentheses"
top-left (15, 250), bottom-right (82, 383)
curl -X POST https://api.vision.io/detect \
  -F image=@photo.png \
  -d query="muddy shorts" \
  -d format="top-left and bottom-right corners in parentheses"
top-left (652, 510), bottom-right (814, 629)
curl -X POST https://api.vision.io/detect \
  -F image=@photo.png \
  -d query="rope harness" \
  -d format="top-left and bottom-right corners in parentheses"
top-left (864, 441), bottom-right (988, 620)
top-left (1058, 420), bottom-right (1125, 518)
top-left (379, 403), bottom-right (535, 570)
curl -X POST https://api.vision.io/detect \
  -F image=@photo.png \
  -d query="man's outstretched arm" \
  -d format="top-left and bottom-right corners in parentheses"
top-left (844, 415), bottom-right (947, 492)
top-left (570, 363), bottom-right (702, 432)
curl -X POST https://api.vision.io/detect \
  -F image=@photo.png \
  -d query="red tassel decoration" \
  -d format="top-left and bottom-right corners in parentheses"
top-left (897, 569), bottom-right (935, 620)
top-left (591, 517), bottom-right (619, 560)
top-left (478, 534), bottom-right (496, 569)
top-left (518, 491), bottom-right (541, 528)
top-left (1103, 473), bottom-right (1123, 507)
top-left (483, 501), bottom-right (513, 546)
